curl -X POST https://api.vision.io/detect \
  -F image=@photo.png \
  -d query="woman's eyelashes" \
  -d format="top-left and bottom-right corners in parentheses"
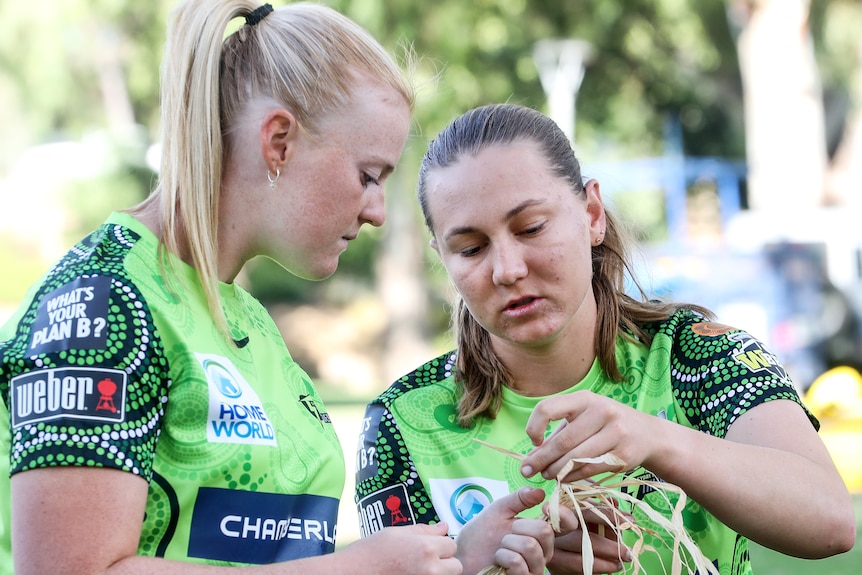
top-left (520, 221), bottom-right (547, 236)
top-left (454, 224), bottom-right (547, 258)
top-left (459, 244), bottom-right (484, 257)
top-left (361, 172), bottom-right (380, 187)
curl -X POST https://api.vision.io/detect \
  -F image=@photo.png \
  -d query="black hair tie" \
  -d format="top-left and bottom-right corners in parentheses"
top-left (246, 3), bottom-right (274, 27)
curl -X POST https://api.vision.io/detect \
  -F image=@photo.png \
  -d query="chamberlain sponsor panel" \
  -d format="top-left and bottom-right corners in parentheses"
top-left (188, 488), bottom-right (339, 563)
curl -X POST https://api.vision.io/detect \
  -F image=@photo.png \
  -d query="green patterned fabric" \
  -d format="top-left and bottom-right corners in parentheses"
top-left (355, 309), bottom-right (816, 575)
top-left (1, 213), bottom-right (344, 569)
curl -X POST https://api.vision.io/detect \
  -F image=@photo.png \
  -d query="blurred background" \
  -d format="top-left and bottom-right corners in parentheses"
top-left (1, 0), bottom-right (861, 570)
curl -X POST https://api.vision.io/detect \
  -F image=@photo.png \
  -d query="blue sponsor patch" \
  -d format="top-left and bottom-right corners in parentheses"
top-left (29, 276), bottom-right (111, 354)
top-left (188, 488), bottom-right (339, 564)
top-left (355, 403), bottom-right (385, 482)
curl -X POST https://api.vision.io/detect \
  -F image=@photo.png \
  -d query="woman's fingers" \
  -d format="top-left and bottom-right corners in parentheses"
top-left (492, 518), bottom-right (554, 575)
top-left (550, 527), bottom-right (633, 575)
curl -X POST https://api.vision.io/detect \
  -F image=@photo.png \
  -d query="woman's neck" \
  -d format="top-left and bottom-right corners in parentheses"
top-left (125, 192), bottom-right (194, 268)
top-left (494, 323), bottom-right (598, 397)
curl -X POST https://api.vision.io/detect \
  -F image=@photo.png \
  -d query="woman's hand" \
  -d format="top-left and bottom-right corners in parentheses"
top-left (546, 502), bottom-right (632, 575)
top-left (519, 392), bottom-right (856, 558)
top-left (519, 391), bottom-right (660, 483)
top-left (344, 522), bottom-right (462, 575)
top-left (455, 487), bottom-right (554, 575)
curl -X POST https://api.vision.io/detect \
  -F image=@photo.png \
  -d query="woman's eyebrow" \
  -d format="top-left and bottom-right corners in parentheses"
top-left (442, 199), bottom-right (547, 241)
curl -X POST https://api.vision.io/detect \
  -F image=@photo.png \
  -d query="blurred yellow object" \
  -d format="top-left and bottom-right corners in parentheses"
top-left (805, 366), bottom-right (862, 420)
top-left (804, 366), bottom-right (862, 493)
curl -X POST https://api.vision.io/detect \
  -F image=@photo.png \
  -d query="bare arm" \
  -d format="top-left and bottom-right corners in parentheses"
top-left (520, 393), bottom-right (856, 559)
top-left (12, 467), bottom-right (462, 575)
top-left (654, 399), bottom-right (855, 557)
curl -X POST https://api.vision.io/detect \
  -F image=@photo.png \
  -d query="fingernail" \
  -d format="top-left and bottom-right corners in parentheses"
top-left (624, 548), bottom-right (633, 561)
top-left (521, 465), bottom-right (533, 477)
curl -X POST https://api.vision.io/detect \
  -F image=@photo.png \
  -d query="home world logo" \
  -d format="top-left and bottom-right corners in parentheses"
top-left (427, 477), bottom-right (510, 535)
top-left (198, 353), bottom-right (277, 446)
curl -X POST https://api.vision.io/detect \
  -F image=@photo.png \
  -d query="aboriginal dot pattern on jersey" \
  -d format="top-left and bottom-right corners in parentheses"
top-left (374, 409), bottom-right (436, 520)
top-left (153, 350), bottom-right (239, 472)
top-left (355, 309), bottom-right (797, 572)
top-left (140, 470), bottom-right (184, 557)
top-left (645, 310), bottom-right (813, 438)
top-left (731, 538), bottom-right (751, 575)
top-left (355, 352), bottom-right (458, 523)
top-left (235, 288), bottom-right (282, 340)
top-left (1, 224), bottom-right (171, 479)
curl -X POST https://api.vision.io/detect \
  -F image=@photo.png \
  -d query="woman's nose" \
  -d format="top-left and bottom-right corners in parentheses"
top-left (491, 244), bottom-right (528, 286)
top-left (360, 187), bottom-right (386, 228)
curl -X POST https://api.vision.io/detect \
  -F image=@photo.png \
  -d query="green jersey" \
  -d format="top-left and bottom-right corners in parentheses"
top-left (355, 310), bottom-right (816, 575)
top-left (1, 212), bottom-right (345, 570)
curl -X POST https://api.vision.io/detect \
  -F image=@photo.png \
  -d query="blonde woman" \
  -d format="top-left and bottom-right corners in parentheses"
top-left (0, 3), bottom-right (552, 574)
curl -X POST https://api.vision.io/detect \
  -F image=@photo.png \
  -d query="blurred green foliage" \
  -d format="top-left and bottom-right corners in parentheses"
top-left (244, 228), bottom-right (383, 305)
top-left (0, 0), bottom-right (859, 308)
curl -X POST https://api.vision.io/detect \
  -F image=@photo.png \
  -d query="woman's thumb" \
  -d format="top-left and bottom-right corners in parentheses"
top-left (492, 486), bottom-right (547, 518)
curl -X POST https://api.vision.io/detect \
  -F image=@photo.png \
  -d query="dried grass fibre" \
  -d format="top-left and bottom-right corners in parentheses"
top-left (473, 439), bottom-right (719, 575)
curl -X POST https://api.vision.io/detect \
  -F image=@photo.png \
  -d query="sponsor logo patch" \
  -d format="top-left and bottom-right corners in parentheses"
top-left (298, 393), bottom-right (331, 424)
top-left (728, 331), bottom-right (789, 380)
top-left (10, 367), bottom-right (127, 427)
top-left (188, 487), bottom-right (338, 563)
top-left (356, 484), bottom-right (416, 537)
top-left (198, 353), bottom-right (277, 446)
top-left (691, 321), bottom-right (734, 337)
top-left (29, 276), bottom-right (111, 354)
top-left (427, 477), bottom-right (511, 535)
top-left (355, 404), bottom-right (385, 482)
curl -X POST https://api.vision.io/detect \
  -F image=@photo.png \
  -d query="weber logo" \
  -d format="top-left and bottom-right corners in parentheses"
top-left (10, 367), bottom-right (127, 427)
top-left (356, 484), bottom-right (416, 537)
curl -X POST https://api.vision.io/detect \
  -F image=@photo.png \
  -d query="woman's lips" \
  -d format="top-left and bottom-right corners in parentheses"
top-left (503, 296), bottom-right (541, 316)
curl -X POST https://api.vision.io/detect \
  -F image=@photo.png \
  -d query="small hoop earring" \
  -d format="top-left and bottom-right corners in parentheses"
top-left (267, 167), bottom-right (280, 189)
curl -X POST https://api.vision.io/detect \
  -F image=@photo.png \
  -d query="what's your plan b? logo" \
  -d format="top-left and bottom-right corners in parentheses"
top-left (10, 367), bottom-right (127, 427)
top-left (29, 276), bottom-right (111, 355)
top-left (198, 353), bottom-right (277, 446)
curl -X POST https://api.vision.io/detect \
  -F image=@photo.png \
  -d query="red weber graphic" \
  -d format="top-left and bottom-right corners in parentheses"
top-left (96, 378), bottom-right (118, 413)
top-left (356, 484), bottom-right (417, 536)
top-left (386, 494), bottom-right (409, 524)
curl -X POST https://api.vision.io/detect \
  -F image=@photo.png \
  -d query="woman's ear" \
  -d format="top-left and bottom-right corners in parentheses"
top-left (260, 108), bottom-right (298, 173)
top-left (584, 178), bottom-right (607, 241)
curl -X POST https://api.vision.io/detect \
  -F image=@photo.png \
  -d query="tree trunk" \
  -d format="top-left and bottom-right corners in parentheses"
top-left (376, 168), bottom-right (434, 385)
top-left (734, 0), bottom-right (827, 209)
top-left (826, 42), bottom-right (862, 208)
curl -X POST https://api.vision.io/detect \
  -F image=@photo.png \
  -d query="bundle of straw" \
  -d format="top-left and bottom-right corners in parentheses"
top-left (473, 439), bottom-right (719, 575)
